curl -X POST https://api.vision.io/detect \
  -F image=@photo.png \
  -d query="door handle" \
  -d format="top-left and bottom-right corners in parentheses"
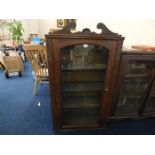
top-left (104, 88), bottom-right (109, 92)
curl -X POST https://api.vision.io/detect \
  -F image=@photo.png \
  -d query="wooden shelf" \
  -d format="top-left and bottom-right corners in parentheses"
top-left (63, 82), bottom-right (103, 92)
top-left (62, 97), bottom-right (101, 108)
top-left (62, 107), bottom-right (100, 126)
top-left (119, 95), bottom-right (141, 98)
top-left (62, 64), bottom-right (106, 71)
top-left (124, 74), bottom-right (149, 78)
top-left (119, 88), bottom-right (146, 97)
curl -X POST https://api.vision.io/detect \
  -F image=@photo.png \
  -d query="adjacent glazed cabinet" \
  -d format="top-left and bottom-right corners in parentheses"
top-left (110, 51), bottom-right (155, 119)
top-left (46, 22), bottom-right (155, 131)
top-left (46, 23), bottom-right (124, 130)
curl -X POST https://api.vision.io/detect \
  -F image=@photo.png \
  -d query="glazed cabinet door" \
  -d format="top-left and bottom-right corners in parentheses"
top-left (58, 43), bottom-right (115, 128)
top-left (143, 76), bottom-right (155, 114)
top-left (111, 55), bottom-right (155, 118)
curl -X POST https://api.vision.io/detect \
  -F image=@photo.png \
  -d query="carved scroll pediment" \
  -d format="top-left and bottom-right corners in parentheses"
top-left (52, 22), bottom-right (121, 37)
top-left (97, 23), bottom-right (117, 35)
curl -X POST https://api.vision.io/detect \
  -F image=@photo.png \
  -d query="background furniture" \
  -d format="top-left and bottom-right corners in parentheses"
top-left (0, 48), bottom-right (24, 78)
top-left (46, 23), bottom-right (124, 130)
top-left (3, 55), bottom-right (24, 78)
top-left (23, 44), bottom-right (48, 95)
top-left (131, 45), bottom-right (155, 51)
top-left (110, 50), bottom-right (155, 120)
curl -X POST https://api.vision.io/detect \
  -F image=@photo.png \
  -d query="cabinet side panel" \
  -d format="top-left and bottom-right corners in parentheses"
top-left (46, 38), bottom-right (60, 129)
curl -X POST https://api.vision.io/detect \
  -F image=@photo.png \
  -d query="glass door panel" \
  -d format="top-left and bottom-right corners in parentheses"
top-left (126, 59), bottom-right (155, 75)
top-left (144, 79), bottom-right (155, 113)
top-left (115, 59), bottom-right (155, 116)
top-left (61, 44), bottom-right (109, 126)
top-left (115, 76), bottom-right (149, 115)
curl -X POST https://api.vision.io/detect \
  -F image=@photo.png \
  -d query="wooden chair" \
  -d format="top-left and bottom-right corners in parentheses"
top-left (23, 44), bottom-right (48, 95)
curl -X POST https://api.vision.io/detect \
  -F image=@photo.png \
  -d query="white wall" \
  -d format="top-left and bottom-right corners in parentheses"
top-left (39, 19), bottom-right (58, 37)
top-left (77, 19), bottom-right (155, 47)
top-left (22, 19), bottom-right (40, 39)
top-left (22, 19), bottom-right (155, 47)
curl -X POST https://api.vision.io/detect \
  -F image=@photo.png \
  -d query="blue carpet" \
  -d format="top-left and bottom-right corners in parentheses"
top-left (0, 61), bottom-right (155, 135)
top-left (0, 61), bottom-right (53, 135)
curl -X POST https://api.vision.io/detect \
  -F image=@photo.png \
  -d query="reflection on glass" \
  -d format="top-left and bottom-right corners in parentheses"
top-left (144, 79), bottom-right (155, 113)
top-left (115, 77), bottom-right (149, 115)
top-left (115, 60), bottom-right (155, 116)
top-left (61, 44), bottom-right (109, 126)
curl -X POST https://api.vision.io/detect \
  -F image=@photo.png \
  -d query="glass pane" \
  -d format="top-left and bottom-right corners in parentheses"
top-left (126, 60), bottom-right (155, 75)
top-left (144, 79), bottom-right (155, 113)
top-left (61, 44), bottom-right (109, 126)
top-left (115, 76), bottom-right (149, 115)
top-left (115, 59), bottom-right (155, 116)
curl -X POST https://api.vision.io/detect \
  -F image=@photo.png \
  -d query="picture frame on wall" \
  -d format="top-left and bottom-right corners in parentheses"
top-left (57, 19), bottom-right (67, 28)
top-left (57, 19), bottom-right (77, 28)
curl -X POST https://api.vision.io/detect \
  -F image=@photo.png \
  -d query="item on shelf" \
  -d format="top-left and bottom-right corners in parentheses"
top-left (132, 45), bottom-right (155, 51)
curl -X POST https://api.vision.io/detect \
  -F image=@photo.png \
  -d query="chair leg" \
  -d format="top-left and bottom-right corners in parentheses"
top-left (34, 76), bottom-right (38, 95)
top-left (40, 78), bottom-right (42, 84)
